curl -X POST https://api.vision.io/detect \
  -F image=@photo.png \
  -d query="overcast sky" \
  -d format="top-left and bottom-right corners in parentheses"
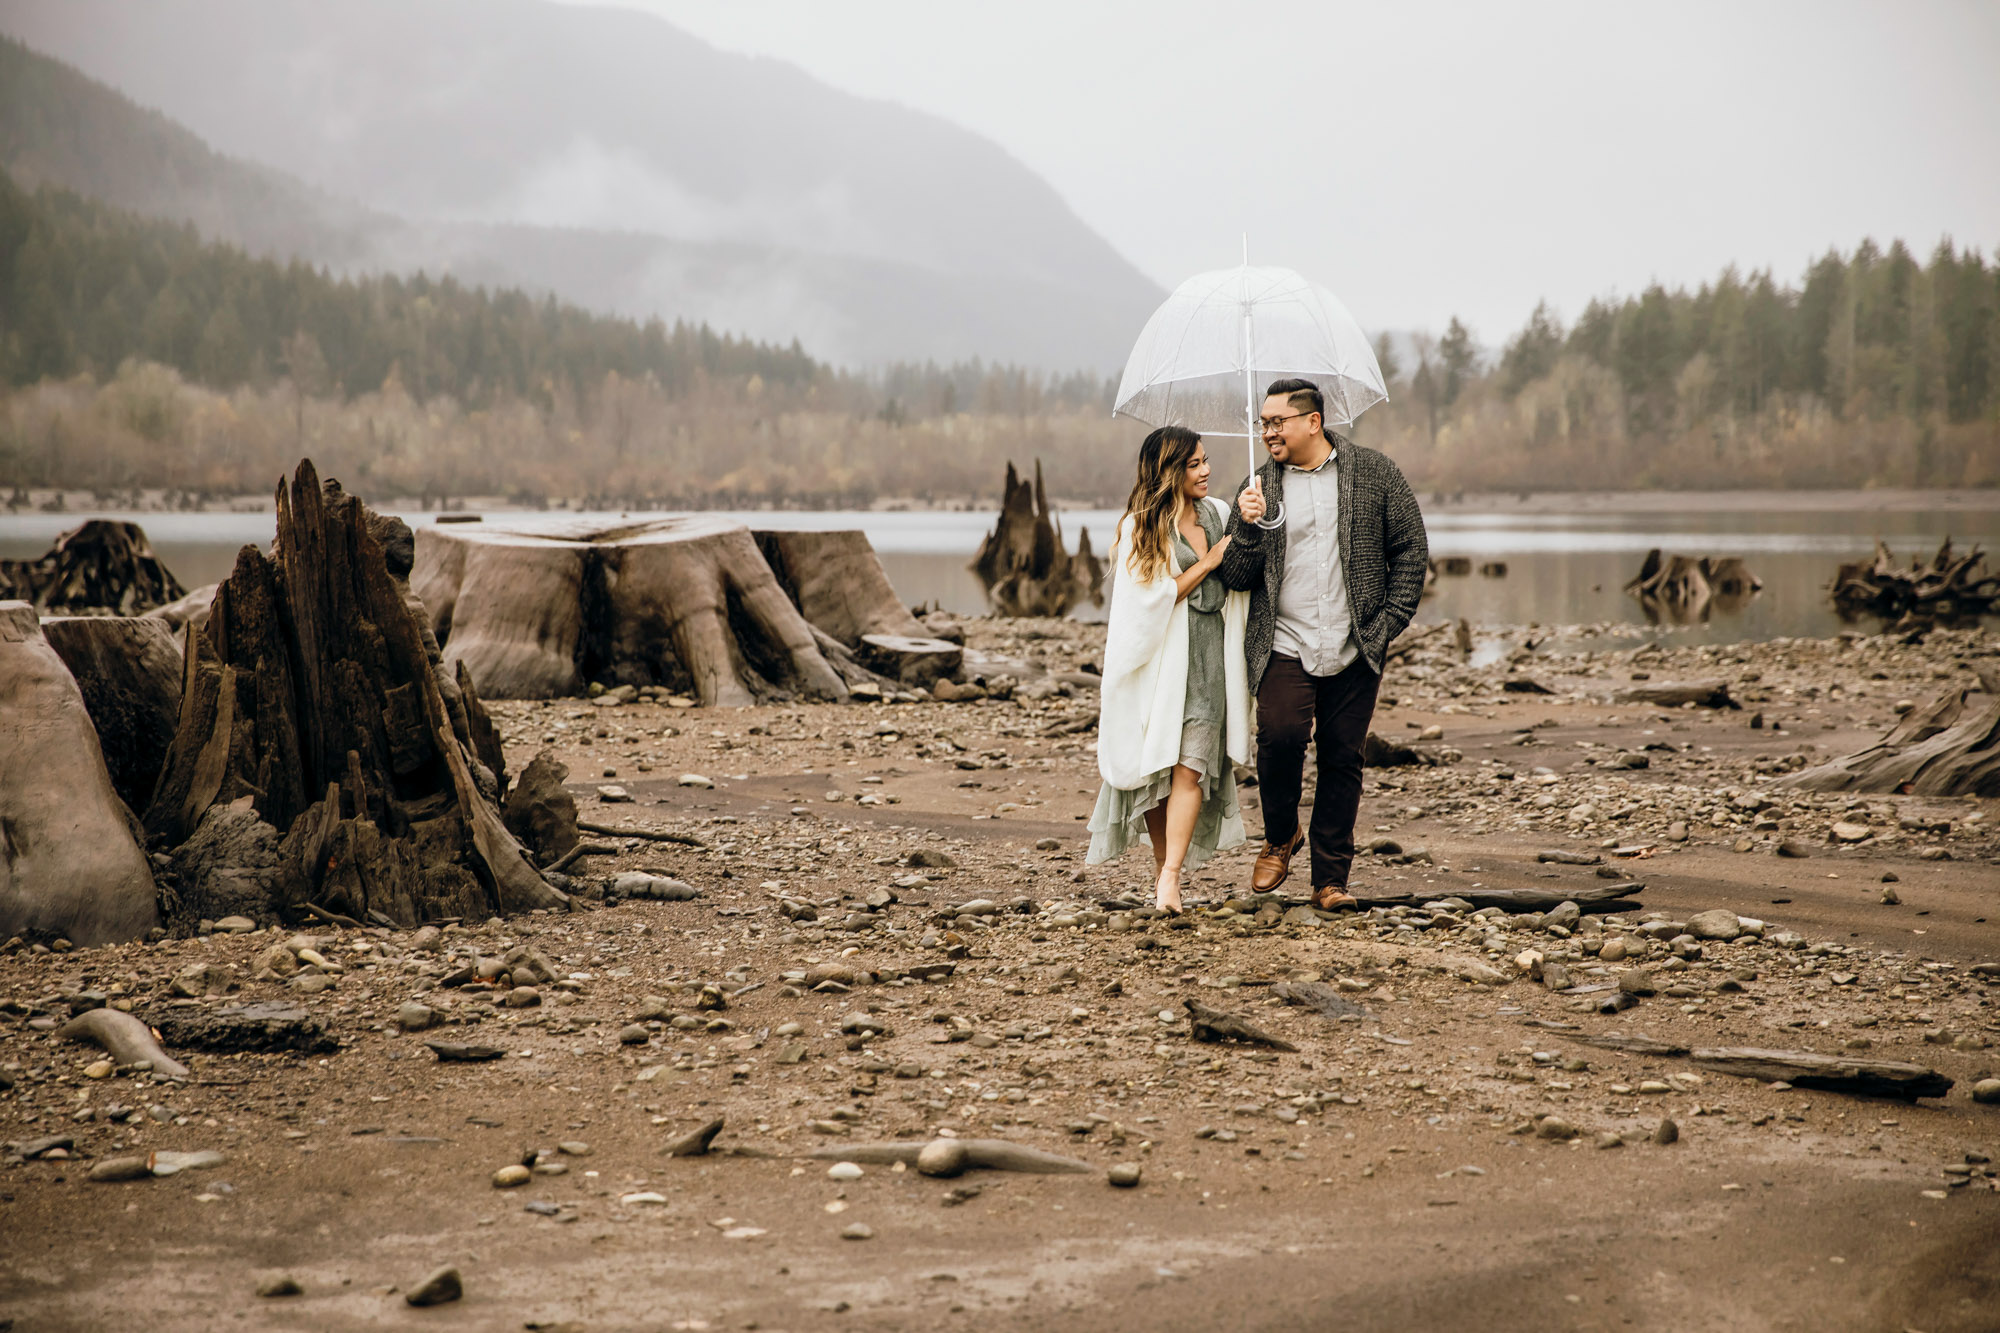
top-left (571, 0), bottom-right (2000, 349)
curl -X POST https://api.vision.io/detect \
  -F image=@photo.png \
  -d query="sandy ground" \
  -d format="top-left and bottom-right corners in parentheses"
top-left (2, 619), bottom-right (1997, 1332)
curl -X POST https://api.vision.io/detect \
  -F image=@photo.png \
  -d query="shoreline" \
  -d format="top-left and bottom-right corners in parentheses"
top-left (6, 486), bottom-right (2000, 518)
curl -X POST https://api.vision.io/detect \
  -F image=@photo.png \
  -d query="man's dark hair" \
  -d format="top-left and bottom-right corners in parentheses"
top-left (1265, 377), bottom-right (1323, 420)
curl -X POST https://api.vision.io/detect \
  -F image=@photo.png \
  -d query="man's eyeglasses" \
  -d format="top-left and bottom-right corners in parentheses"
top-left (1258, 411), bottom-right (1312, 435)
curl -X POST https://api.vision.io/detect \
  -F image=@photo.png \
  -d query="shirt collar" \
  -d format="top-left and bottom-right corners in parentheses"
top-left (1284, 439), bottom-right (1338, 474)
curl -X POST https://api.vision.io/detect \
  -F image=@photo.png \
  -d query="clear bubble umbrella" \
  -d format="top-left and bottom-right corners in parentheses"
top-left (1112, 261), bottom-right (1387, 525)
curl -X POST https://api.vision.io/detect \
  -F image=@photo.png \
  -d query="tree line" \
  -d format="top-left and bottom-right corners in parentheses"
top-left (2, 166), bottom-right (1993, 500)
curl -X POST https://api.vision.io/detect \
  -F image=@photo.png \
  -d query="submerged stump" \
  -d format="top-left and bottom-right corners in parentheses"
top-left (972, 460), bottom-right (1103, 618)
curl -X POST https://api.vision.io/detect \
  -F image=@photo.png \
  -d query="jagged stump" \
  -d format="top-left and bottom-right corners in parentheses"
top-left (144, 460), bottom-right (562, 928)
top-left (972, 460), bottom-right (1104, 618)
top-left (0, 519), bottom-right (185, 615)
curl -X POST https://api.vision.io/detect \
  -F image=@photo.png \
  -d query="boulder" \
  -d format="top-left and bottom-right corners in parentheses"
top-left (0, 602), bottom-right (158, 944)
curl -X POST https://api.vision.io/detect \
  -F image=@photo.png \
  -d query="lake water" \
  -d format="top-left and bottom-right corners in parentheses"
top-left (4, 497), bottom-right (1995, 646)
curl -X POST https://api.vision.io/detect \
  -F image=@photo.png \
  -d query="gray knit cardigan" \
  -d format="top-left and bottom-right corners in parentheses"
top-left (1215, 435), bottom-right (1430, 693)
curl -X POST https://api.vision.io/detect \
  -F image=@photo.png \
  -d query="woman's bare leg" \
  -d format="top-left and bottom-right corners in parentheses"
top-left (1144, 803), bottom-right (1168, 873)
top-left (1152, 764), bottom-right (1204, 912)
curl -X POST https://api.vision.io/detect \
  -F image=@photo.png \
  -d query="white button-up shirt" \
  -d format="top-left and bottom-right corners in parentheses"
top-left (1271, 445), bottom-right (1358, 676)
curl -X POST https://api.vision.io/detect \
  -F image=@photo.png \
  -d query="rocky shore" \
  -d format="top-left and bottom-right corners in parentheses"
top-left (2, 618), bottom-right (1996, 1330)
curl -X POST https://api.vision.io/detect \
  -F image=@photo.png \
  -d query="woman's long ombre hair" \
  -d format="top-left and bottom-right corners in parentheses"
top-left (1118, 425), bottom-right (1203, 583)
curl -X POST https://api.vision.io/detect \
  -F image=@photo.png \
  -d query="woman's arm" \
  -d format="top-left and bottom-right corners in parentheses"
top-left (1173, 533), bottom-right (1231, 602)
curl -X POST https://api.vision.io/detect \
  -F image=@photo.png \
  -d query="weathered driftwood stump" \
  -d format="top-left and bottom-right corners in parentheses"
top-left (972, 460), bottom-right (1104, 618)
top-left (143, 460), bottom-right (562, 928)
top-left (1830, 538), bottom-right (1997, 626)
top-left (1778, 671), bottom-right (2000, 798)
top-left (414, 518), bottom-right (851, 706)
top-left (0, 602), bottom-right (158, 944)
top-left (40, 616), bottom-right (183, 813)
top-left (0, 519), bottom-right (186, 614)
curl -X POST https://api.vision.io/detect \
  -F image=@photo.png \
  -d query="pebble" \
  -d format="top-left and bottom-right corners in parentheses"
top-left (917, 1139), bottom-right (970, 1178)
top-left (1685, 909), bottom-right (1742, 941)
top-left (617, 1024), bottom-right (651, 1045)
top-left (503, 986), bottom-right (541, 1008)
top-left (677, 773), bottom-right (715, 788)
top-left (1107, 1162), bottom-right (1143, 1188)
top-left (256, 1275), bottom-right (303, 1298)
top-left (1973, 1080), bottom-right (2000, 1106)
top-left (1653, 1119), bottom-right (1680, 1145)
top-left (87, 1156), bottom-right (153, 1182)
top-left (558, 1141), bottom-right (592, 1156)
top-left (827, 1162), bottom-right (865, 1181)
top-left (404, 1266), bottom-right (463, 1307)
top-left (397, 1002), bottom-right (438, 1032)
top-left (1535, 1117), bottom-right (1579, 1141)
top-left (596, 785), bottom-right (631, 803)
top-left (841, 1223), bottom-right (875, 1240)
top-left (492, 1165), bottom-right (532, 1188)
top-left (84, 1060), bottom-right (113, 1080)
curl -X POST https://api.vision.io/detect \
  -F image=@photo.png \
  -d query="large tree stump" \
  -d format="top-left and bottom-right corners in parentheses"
top-left (1777, 672), bottom-right (2000, 798)
top-left (0, 520), bottom-right (185, 615)
top-left (0, 602), bottom-right (158, 944)
top-left (752, 530), bottom-right (925, 646)
top-left (40, 616), bottom-right (184, 813)
top-left (143, 460), bottom-right (563, 928)
top-left (972, 460), bottom-right (1104, 618)
top-left (413, 518), bottom-right (850, 706)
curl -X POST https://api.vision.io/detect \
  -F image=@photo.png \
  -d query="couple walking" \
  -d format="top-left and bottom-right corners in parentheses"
top-left (1086, 378), bottom-right (1430, 913)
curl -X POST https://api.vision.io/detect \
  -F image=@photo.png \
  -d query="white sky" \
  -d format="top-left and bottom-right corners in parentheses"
top-left (566, 0), bottom-right (2000, 348)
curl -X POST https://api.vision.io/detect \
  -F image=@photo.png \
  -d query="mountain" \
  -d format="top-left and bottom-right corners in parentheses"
top-left (0, 2), bottom-right (1162, 369)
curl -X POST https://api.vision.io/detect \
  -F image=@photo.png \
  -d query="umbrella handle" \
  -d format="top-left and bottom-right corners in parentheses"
top-left (1254, 499), bottom-right (1285, 531)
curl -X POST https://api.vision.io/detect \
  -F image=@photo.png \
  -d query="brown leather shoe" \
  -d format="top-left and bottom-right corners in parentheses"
top-left (1251, 828), bottom-right (1305, 892)
top-left (1312, 884), bottom-right (1359, 912)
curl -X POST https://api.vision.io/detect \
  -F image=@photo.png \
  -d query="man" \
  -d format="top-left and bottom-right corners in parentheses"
top-left (1219, 378), bottom-right (1429, 910)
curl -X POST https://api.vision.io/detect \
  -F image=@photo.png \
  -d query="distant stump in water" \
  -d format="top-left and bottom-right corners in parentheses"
top-left (972, 460), bottom-right (1103, 618)
top-left (1625, 549), bottom-right (1761, 625)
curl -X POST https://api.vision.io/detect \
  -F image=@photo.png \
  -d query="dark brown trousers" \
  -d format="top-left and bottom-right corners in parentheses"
top-left (1255, 653), bottom-right (1381, 890)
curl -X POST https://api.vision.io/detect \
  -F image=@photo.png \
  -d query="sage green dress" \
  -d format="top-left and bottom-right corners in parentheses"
top-left (1086, 503), bottom-right (1240, 868)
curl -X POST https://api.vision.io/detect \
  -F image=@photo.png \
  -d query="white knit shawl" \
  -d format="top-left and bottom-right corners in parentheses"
top-left (1096, 496), bottom-right (1251, 790)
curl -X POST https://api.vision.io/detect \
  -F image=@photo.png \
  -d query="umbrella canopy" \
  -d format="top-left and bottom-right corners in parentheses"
top-left (1113, 265), bottom-right (1387, 438)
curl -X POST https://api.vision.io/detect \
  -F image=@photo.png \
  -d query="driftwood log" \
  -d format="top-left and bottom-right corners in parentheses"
top-left (1686, 1047), bottom-right (1953, 1100)
top-left (39, 616), bottom-right (184, 813)
top-left (413, 518), bottom-right (851, 705)
top-left (142, 460), bottom-right (562, 928)
top-left (1777, 671), bottom-right (2000, 798)
top-left (1614, 679), bottom-right (1739, 709)
top-left (0, 519), bottom-right (185, 615)
top-left (1184, 998), bottom-right (1298, 1051)
top-left (1830, 538), bottom-right (1996, 626)
top-left (1561, 1033), bottom-right (1952, 1100)
top-left (0, 602), bottom-right (158, 944)
top-left (971, 460), bottom-right (1104, 618)
top-left (1625, 549), bottom-right (1761, 624)
top-left (1350, 882), bottom-right (1643, 913)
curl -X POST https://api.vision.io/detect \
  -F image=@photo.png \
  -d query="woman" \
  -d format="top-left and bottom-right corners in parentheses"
top-left (1087, 426), bottom-right (1253, 912)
